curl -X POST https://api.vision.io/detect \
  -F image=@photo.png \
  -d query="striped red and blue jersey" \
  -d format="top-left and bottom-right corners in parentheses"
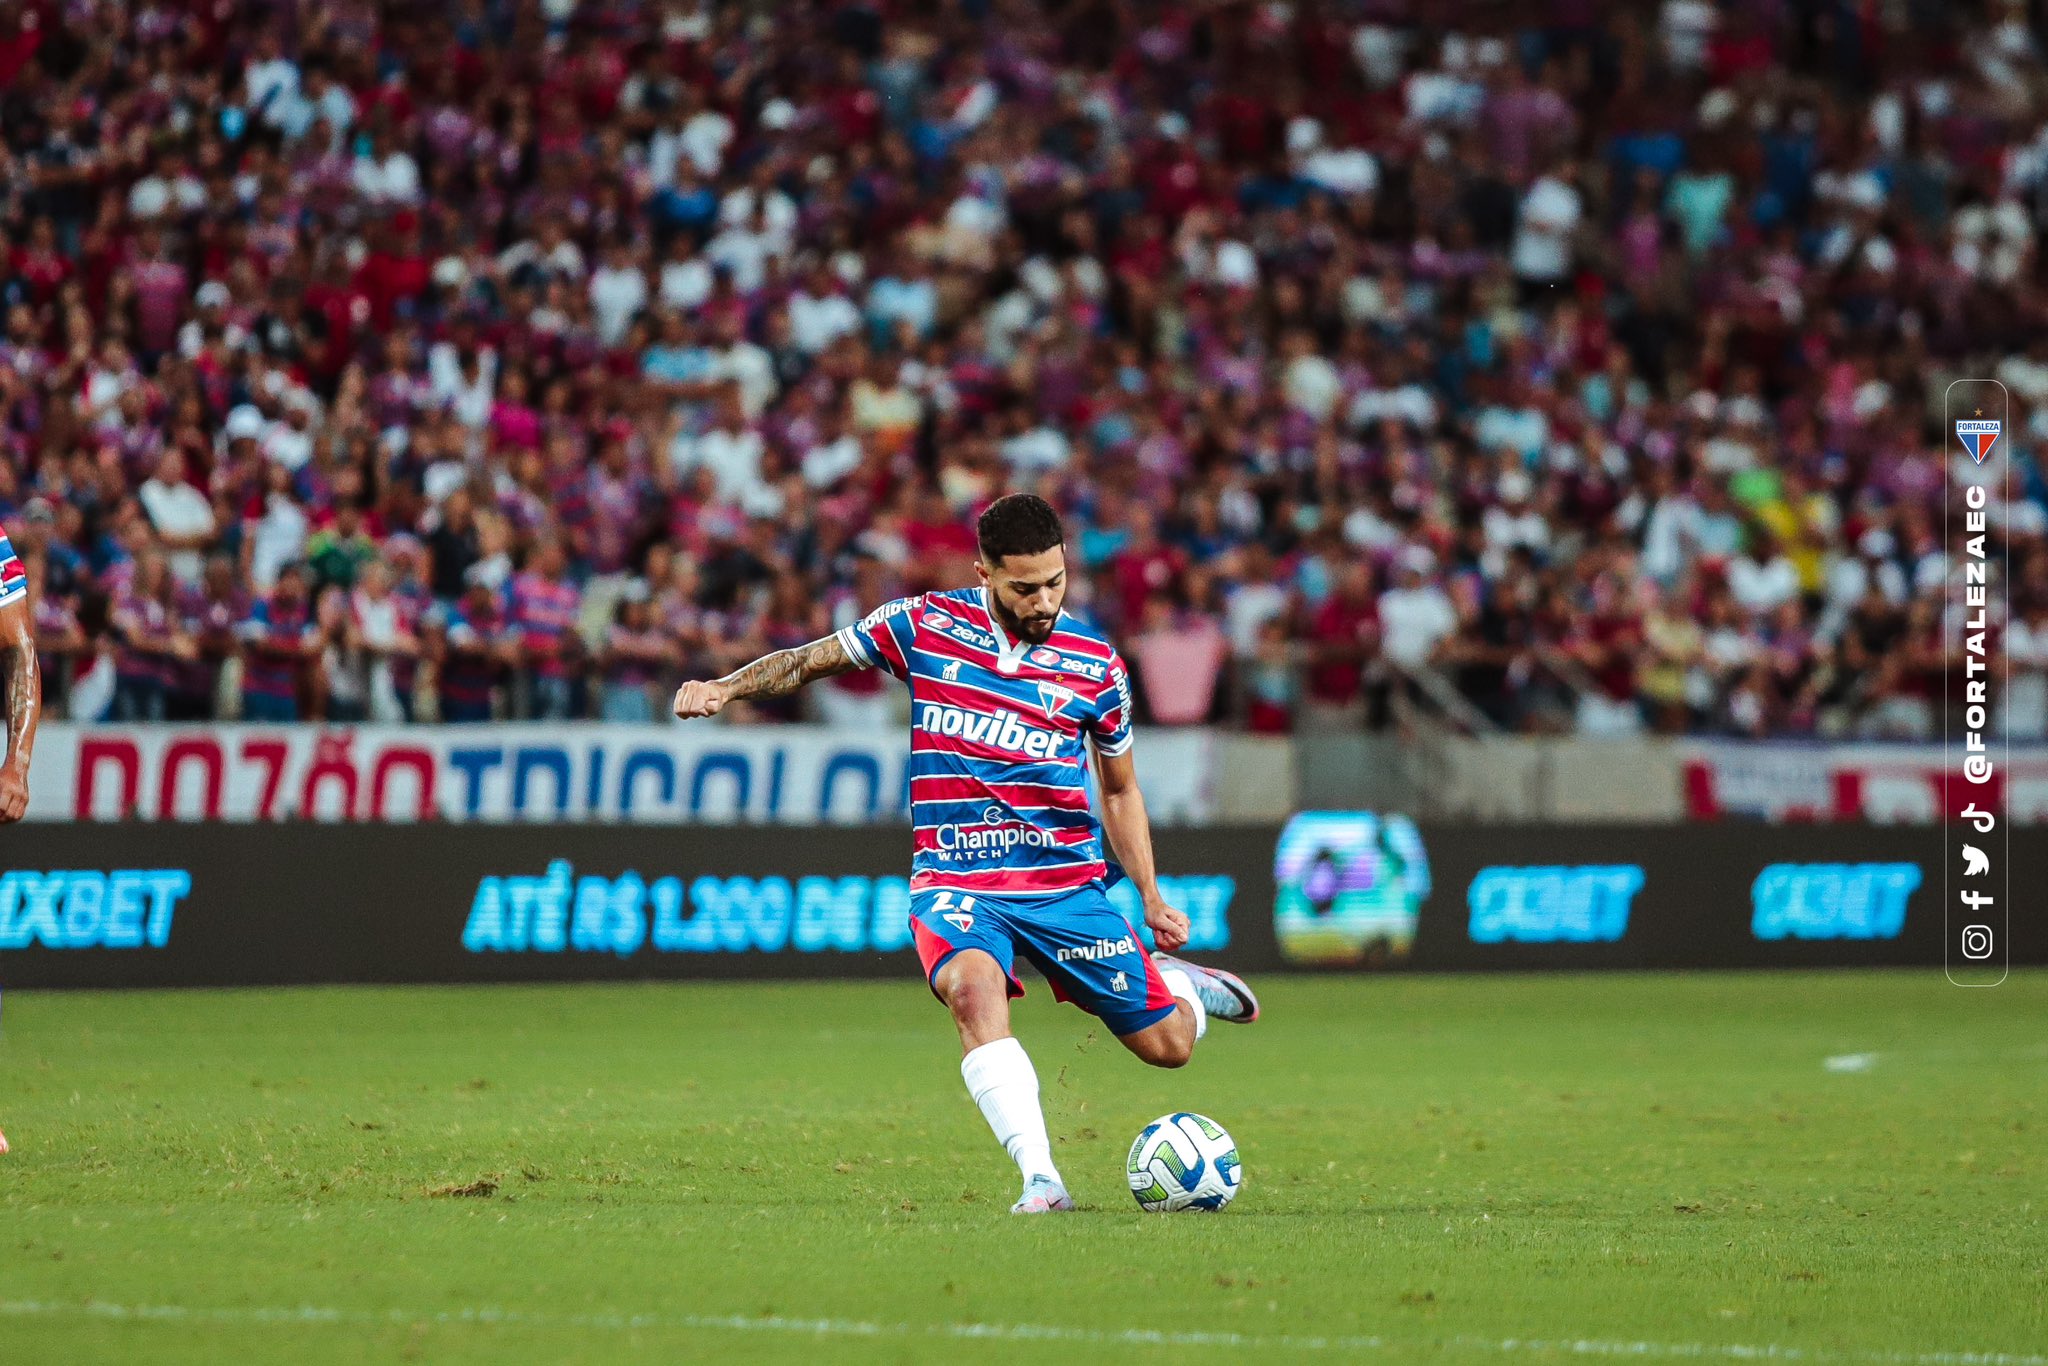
top-left (835, 586), bottom-right (1134, 901)
top-left (0, 528), bottom-right (25, 609)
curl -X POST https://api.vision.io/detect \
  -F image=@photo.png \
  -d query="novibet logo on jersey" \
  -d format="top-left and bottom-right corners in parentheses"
top-left (914, 703), bottom-right (1064, 758)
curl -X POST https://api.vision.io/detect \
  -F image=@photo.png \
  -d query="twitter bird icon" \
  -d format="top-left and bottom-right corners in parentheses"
top-left (1961, 844), bottom-right (1990, 877)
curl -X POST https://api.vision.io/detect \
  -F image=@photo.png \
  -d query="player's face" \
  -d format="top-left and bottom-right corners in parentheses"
top-left (979, 547), bottom-right (1066, 645)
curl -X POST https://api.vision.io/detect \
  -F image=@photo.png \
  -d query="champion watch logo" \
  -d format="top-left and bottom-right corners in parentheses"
top-left (1957, 417), bottom-right (2000, 465)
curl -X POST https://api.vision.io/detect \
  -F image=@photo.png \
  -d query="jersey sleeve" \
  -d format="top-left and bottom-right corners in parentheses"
top-left (834, 594), bottom-right (922, 683)
top-left (1087, 651), bottom-right (1135, 757)
top-left (0, 532), bottom-right (26, 609)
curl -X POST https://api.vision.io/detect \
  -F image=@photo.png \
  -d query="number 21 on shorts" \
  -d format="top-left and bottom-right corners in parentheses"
top-left (933, 890), bottom-right (978, 933)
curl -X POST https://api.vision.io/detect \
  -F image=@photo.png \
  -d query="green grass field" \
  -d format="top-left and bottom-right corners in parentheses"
top-left (1, 970), bottom-right (2042, 1364)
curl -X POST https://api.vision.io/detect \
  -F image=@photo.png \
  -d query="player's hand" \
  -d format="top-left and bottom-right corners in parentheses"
top-left (0, 762), bottom-right (27, 823)
top-left (671, 679), bottom-right (729, 720)
top-left (1143, 898), bottom-right (1190, 953)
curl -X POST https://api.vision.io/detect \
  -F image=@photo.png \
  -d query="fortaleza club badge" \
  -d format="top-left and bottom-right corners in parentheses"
top-left (1956, 417), bottom-right (2001, 465)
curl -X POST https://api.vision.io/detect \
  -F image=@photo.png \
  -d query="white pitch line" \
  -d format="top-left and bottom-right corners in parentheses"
top-left (0, 1300), bottom-right (2041, 1366)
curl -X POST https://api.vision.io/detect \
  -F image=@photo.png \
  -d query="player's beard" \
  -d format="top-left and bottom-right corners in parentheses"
top-left (994, 597), bottom-right (1058, 644)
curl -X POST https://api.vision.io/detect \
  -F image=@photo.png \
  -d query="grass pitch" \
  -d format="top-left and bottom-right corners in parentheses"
top-left (1, 970), bottom-right (2042, 1364)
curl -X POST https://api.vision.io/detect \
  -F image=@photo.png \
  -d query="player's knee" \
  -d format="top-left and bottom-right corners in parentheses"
top-left (1131, 1015), bottom-right (1194, 1068)
top-left (937, 954), bottom-right (1008, 1025)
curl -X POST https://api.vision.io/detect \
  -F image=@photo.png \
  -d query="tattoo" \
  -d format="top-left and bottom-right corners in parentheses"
top-left (1, 637), bottom-right (38, 771)
top-left (717, 634), bottom-right (857, 701)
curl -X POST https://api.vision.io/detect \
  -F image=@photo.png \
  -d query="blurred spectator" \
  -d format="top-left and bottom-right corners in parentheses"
top-left (1129, 594), bottom-right (1226, 726)
top-left (600, 583), bottom-right (677, 723)
top-left (238, 563), bottom-right (316, 723)
top-left (508, 536), bottom-right (583, 721)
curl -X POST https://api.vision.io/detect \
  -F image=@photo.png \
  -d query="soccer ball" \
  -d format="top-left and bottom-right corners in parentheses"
top-left (1126, 1112), bottom-right (1242, 1212)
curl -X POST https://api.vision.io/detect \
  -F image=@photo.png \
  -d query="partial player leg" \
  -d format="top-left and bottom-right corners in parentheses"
top-left (933, 952), bottom-right (1072, 1213)
top-left (1150, 953), bottom-right (1260, 1026)
top-left (1004, 889), bottom-right (1203, 1070)
top-left (1116, 998), bottom-right (1196, 1068)
top-left (914, 893), bottom-right (1074, 1216)
top-left (1118, 956), bottom-right (1259, 1066)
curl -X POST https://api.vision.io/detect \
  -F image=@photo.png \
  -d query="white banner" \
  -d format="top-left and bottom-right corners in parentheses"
top-left (24, 724), bottom-right (1216, 826)
top-left (1678, 741), bottom-right (2048, 825)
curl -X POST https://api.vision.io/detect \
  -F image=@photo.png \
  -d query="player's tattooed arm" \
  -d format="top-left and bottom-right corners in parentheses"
top-left (0, 597), bottom-right (40, 822)
top-left (672, 634), bottom-right (859, 718)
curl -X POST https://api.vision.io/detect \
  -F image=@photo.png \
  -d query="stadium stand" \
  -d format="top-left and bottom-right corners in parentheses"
top-left (0, 0), bottom-right (2044, 739)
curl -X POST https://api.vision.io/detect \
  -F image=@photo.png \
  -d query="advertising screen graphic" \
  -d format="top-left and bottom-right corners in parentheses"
top-left (1272, 812), bottom-right (1430, 966)
top-left (460, 864), bottom-right (1235, 959)
top-left (2, 823), bottom-right (2035, 990)
top-left (1467, 865), bottom-right (1644, 944)
top-left (0, 869), bottom-right (191, 950)
top-left (1750, 863), bottom-right (1920, 942)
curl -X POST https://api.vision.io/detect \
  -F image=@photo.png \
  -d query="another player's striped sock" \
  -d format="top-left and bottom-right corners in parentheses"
top-left (1158, 967), bottom-right (1208, 1040)
top-left (960, 1037), bottom-right (1058, 1184)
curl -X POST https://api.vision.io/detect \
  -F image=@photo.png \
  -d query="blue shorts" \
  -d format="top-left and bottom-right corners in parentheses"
top-left (909, 884), bottom-right (1178, 1038)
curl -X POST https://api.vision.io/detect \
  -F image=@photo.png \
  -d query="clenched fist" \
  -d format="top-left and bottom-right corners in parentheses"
top-left (0, 762), bottom-right (26, 823)
top-left (672, 679), bottom-right (730, 720)
top-left (1143, 898), bottom-right (1190, 953)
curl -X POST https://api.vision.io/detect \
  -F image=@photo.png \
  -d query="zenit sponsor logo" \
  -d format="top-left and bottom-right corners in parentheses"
top-left (1055, 934), bottom-right (1137, 963)
top-left (914, 704), bottom-right (1065, 758)
top-left (1026, 644), bottom-right (1106, 680)
top-left (922, 611), bottom-right (996, 650)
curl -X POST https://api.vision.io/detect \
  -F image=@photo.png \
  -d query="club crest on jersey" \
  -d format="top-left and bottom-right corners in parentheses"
top-left (1956, 418), bottom-right (2000, 465)
top-left (943, 911), bottom-right (975, 932)
top-left (1036, 680), bottom-right (1076, 718)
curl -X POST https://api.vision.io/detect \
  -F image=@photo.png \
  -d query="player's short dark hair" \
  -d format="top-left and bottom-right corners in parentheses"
top-left (976, 494), bottom-right (1064, 566)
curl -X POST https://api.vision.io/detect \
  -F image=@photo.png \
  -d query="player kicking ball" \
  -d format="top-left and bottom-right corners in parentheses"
top-left (672, 494), bottom-right (1257, 1213)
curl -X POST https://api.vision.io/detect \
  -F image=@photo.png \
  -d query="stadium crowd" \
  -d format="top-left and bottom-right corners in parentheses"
top-left (2, 0), bottom-right (2047, 739)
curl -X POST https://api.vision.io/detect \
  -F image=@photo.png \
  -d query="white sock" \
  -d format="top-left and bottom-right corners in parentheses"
top-left (960, 1037), bottom-right (1059, 1184)
top-left (1159, 967), bottom-right (1208, 1040)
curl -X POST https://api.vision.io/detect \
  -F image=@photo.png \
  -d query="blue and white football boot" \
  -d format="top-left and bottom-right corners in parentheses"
top-left (1010, 1173), bottom-right (1076, 1214)
top-left (1149, 954), bottom-right (1261, 1024)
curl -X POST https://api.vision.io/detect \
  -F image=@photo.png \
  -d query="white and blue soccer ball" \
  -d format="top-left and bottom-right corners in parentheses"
top-left (1126, 1112), bottom-right (1242, 1212)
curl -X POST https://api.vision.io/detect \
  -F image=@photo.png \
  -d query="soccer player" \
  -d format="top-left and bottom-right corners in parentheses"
top-left (672, 494), bottom-right (1257, 1213)
top-left (0, 520), bottom-right (41, 1156)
